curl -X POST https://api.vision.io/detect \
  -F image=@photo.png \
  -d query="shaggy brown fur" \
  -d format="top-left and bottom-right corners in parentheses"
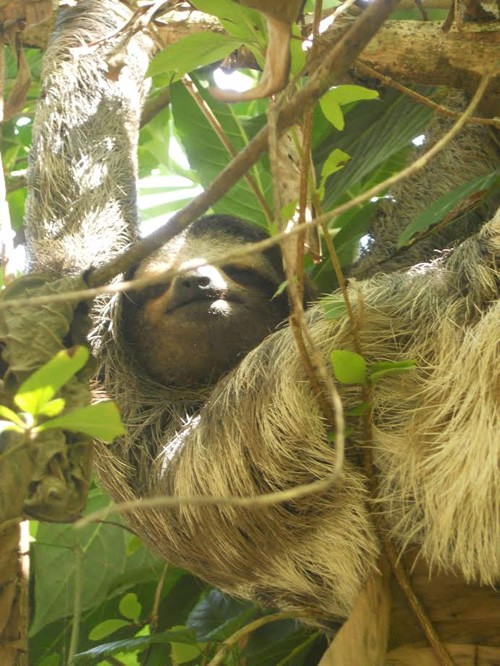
top-left (25, 0), bottom-right (499, 629)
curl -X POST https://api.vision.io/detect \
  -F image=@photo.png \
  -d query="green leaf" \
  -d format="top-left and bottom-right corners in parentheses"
top-left (89, 619), bottom-right (130, 641)
top-left (0, 405), bottom-right (26, 428)
top-left (192, 0), bottom-right (266, 44)
top-left (320, 295), bottom-right (347, 320)
top-left (324, 84), bottom-right (379, 106)
top-left (14, 346), bottom-right (89, 416)
top-left (73, 628), bottom-right (199, 663)
top-left (319, 149), bottom-right (351, 195)
top-left (170, 626), bottom-right (203, 664)
top-left (37, 398), bottom-right (65, 417)
top-left (119, 593), bottom-right (142, 622)
top-left (369, 360), bottom-right (416, 383)
top-left (319, 97), bottom-right (344, 131)
top-left (330, 350), bottom-right (367, 385)
top-left (397, 171), bottom-right (500, 248)
top-left (36, 401), bottom-right (125, 442)
top-left (148, 32), bottom-right (241, 85)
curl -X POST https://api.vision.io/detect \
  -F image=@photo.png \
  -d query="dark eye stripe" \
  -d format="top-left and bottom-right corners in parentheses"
top-left (223, 264), bottom-right (278, 297)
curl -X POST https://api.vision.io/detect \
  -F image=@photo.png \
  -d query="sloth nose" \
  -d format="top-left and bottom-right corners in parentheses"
top-left (167, 266), bottom-right (227, 311)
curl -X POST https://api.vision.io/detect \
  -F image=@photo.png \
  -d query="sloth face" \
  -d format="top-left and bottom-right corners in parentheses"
top-left (122, 216), bottom-right (290, 387)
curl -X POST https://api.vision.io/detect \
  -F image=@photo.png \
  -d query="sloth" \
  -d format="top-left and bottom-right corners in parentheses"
top-left (121, 214), bottom-right (314, 387)
top-left (25, 0), bottom-right (500, 645)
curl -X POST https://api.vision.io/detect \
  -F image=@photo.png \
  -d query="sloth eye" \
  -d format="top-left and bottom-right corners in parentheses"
top-left (223, 264), bottom-right (277, 297)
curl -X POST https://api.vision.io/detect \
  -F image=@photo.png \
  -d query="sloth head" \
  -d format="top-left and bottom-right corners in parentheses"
top-left (123, 215), bottom-right (313, 387)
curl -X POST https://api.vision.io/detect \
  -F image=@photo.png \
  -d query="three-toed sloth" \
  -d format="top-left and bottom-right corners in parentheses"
top-left (26, 0), bottom-right (499, 631)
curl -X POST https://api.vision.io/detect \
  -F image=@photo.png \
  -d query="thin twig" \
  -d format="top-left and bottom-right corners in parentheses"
top-left (182, 74), bottom-right (273, 223)
top-left (356, 61), bottom-right (500, 128)
top-left (75, 474), bottom-right (341, 528)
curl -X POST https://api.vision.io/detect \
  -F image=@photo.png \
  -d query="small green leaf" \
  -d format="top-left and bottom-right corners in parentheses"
top-left (89, 619), bottom-right (130, 641)
top-left (346, 402), bottom-right (370, 416)
top-left (36, 401), bottom-right (125, 442)
top-left (0, 405), bottom-right (26, 428)
top-left (170, 641), bottom-right (202, 664)
top-left (325, 84), bottom-right (379, 106)
top-left (330, 350), bottom-right (367, 385)
top-left (370, 361), bottom-right (416, 383)
top-left (119, 593), bottom-right (142, 622)
top-left (321, 295), bottom-right (347, 320)
top-left (319, 149), bottom-right (351, 194)
top-left (370, 360), bottom-right (417, 373)
top-left (319, 96), bottom-right (344, 130)
top-left (14, 347), bottom-right (89, 416)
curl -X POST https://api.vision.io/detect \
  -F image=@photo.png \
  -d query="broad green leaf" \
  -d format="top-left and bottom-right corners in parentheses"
top-left (397, 171), bottom-right (500, 248)
top-left (119, 593), bottom-right (142, 622)
top-left (330, 349), bottom-right (367, 385)
top-left (89, 619), bottom-right (130, 641)
top-left (148, 32), bottom-right (242, 85)
top-left (14, 346), bottom-right (89, 416)
top-left (0, 404), bottom-right (26, 428)
top-left (37, 401), bottom-right (125, 442)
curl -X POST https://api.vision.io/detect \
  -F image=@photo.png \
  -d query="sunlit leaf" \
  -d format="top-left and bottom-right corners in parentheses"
top-left (0, 405), bottom-right (26, 428)
top-left (37, 398), bottom-right (65, 417)
top-left (320, 97), bottom-right (344, 131)
top-left (36, 401), bottom-right (125, 442)
top-left (14, 347), bottom-right (89, 415)
top-left (148, 32), bottom-right (241, 86)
